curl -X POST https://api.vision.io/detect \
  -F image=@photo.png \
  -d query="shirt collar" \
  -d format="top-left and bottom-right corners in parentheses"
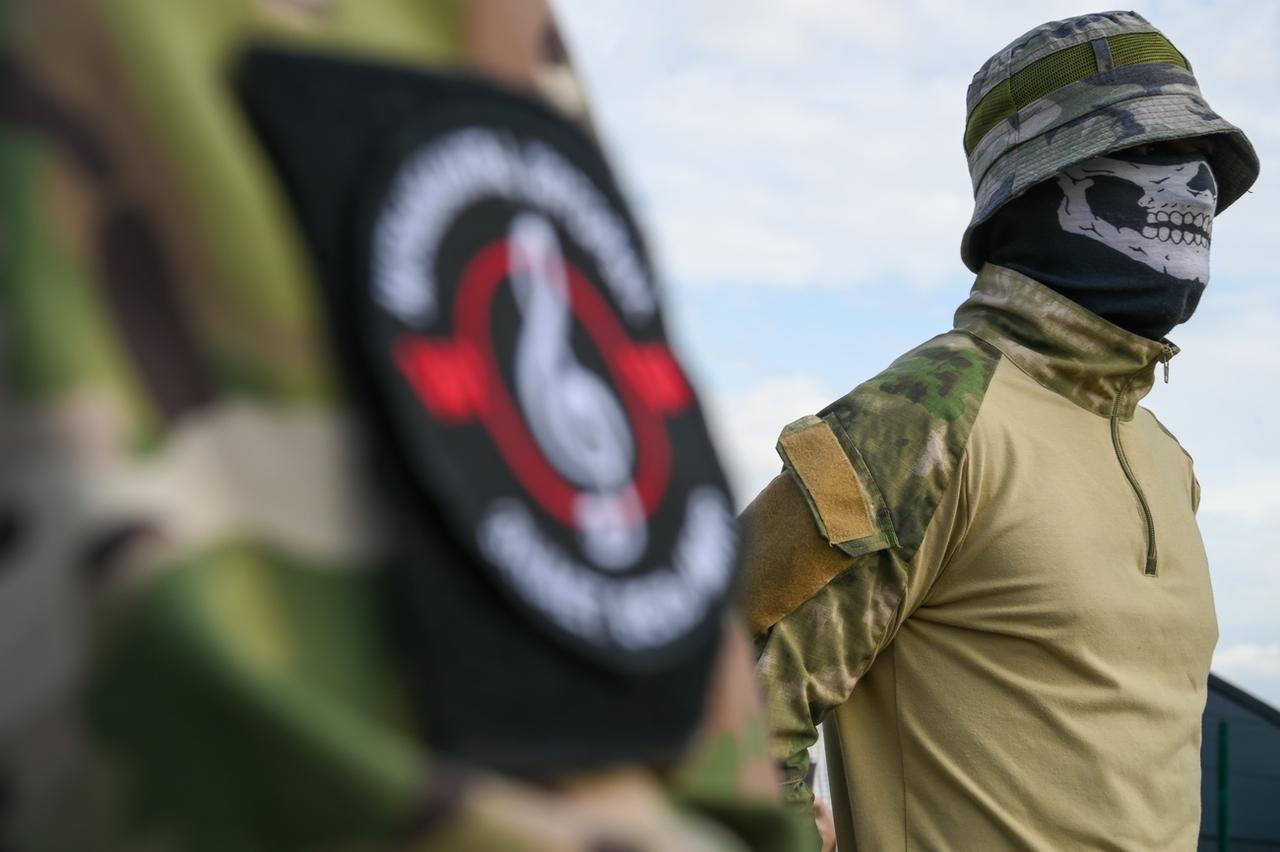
top-left (954, 264), bottom-right (1177, 420)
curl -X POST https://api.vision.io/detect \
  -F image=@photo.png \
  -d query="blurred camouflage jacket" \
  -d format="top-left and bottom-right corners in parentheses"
top-left (0, 2), bottom-right (807, 850)
top-left (740, 264), bottom-right (1215, 851)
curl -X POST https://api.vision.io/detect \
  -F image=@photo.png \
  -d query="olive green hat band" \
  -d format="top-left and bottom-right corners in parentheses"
top-left (964, 32), bottom-right (1189, 155)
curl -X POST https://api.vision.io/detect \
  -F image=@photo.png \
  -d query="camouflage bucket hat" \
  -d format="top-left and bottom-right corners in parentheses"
top-left (960, 10), bottom-right (1260, 272)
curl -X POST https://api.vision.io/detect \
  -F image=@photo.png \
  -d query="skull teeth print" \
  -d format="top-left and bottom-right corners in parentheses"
top-left (1142, 207), bottom-right (1212, 247)
top-left (1055, 155), bottom-right (1217, 284)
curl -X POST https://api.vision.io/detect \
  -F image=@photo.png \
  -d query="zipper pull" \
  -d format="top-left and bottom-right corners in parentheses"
top-left (1160, 343), bottom-right (1174, 383)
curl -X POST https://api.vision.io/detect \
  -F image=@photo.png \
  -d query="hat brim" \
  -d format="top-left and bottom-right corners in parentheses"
top-left (961, 93), bottom-right (1260, 272)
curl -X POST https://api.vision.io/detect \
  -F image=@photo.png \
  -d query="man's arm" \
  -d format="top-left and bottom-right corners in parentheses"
top-left (740, 471), bottom-right (910, 806)
top-left (739, 452), bottom-right (971, 813)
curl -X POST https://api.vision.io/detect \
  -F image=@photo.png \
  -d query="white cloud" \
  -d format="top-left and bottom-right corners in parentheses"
top-left (1214, 644), bottom-right (1280, 706)
top-left (1200, 465), bottom-right (1280, 524)
top-left (1215, 643), bottom-right (1280, 677)
top-left (555, 1), bottom-right (979, 290)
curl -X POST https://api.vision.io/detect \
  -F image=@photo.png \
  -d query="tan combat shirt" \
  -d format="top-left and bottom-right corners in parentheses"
top-left (742, 264), bottom-right (1216, 851)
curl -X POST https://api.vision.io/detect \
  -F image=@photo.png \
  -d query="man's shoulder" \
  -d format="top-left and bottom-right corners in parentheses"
top-left (795, 330), bottom-right (1003, 556)
top-left (825, 330), bottom-right (1003, 435)
top-left (737, 330), bottom-right (1002, 636)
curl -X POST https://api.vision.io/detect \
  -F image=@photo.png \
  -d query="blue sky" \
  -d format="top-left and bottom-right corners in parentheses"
top-left (554, 1), bottom-right (1280, 706)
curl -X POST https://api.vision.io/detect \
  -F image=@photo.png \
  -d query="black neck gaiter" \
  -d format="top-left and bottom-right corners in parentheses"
top-left (984, 150), bottom-right (1218, 341)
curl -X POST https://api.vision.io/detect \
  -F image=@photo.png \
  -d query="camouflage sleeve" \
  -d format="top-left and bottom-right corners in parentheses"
top-left (738, 472), bottom-right (909, 810)
top-left (738, 438), bottom-right (971, 814)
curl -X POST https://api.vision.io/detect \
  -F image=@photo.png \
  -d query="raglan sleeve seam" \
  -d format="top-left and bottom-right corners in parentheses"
top-left (910, 447), bottom-right (977, 616)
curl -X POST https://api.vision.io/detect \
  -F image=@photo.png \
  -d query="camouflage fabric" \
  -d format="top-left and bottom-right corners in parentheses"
top-left (0, 2), bottom-right (806, 850)
top-left (960, 10), bottom-right (1260, 271)
top-left (741, 327), bottom-right (1000, 809)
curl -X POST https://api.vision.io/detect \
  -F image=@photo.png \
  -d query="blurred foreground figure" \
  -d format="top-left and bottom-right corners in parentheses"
top-left (0, 2), bottom-right (807, 850)
top-left (740, 11), bottom-right (1259, 851)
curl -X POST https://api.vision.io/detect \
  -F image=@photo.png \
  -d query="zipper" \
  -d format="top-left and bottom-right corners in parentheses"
top-left (1160, 341), bottom-right (1175, 383)
top-left (1110, 365), bottom-right (1162, 576)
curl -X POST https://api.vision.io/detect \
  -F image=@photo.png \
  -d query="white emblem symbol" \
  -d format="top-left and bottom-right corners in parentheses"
top-left (508, 212), bottom-right (647, 570)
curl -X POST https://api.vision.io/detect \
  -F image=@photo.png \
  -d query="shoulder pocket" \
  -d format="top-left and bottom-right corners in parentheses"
top-left (776, 414), bottom-right (898, 559)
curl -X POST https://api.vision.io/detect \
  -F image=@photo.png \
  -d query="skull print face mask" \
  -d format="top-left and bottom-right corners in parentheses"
top-left (1057, 152), bottom-right (1217, 284)
top-left (983, 149), bottom-right (1219, 341)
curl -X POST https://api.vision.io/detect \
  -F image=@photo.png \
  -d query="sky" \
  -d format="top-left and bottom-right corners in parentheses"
top-left (553, 1), bottom-right (1280, 706)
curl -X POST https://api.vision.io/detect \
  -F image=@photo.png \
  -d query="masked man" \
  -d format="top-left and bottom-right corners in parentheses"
top-left (740, 11), bottom-right (1260, 851)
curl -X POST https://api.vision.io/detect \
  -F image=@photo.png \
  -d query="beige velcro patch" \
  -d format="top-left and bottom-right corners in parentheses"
top-left (777, 415), bottom-right (874, 544)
